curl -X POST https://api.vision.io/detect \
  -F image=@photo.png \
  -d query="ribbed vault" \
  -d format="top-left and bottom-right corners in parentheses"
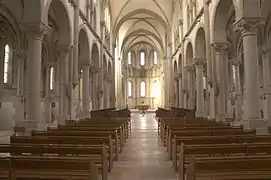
top-left (111, 0), bottom-right (182, 55)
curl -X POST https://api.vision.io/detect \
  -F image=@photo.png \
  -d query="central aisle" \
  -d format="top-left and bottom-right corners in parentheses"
top-left (109, 112), bottom-right (177, 180)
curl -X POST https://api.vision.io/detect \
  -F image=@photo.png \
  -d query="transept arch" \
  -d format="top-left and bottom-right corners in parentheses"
top-left (194, 27), bottom-right (206, 59)
top-left (78, 28), bottom-right (90, 66)
top-left (42, 0), bottom-right (71, 45)
top-left (91, 42), bottom-right (100, 109)
top-left (212, 0), bottom-right (236, 42)
top-left (185, 42), bottom-right (193, 66)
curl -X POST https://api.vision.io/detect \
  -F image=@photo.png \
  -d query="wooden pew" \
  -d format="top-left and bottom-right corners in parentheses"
top-left (58, 120), bottom-right (126, 152)
top-left (32, 130), bottom-right (120, 160)
top-left (185, 155), bottom-right (271, 180)
top-left (0, 156), bottom-right (99, 180)
top-left (48, 125), bottom-right (125, 152)
top-left (172, 134), bottom-right (271, 172)
top-left (158, 118), bottom-right (227, 139)
top-left (167, 128), bottom-right (255, 158)
top-left (90, 108), bottom-right (116, 118)
top-left (166, 126), bottom-right (243, 158)
top-left (162, 122), bottom-right (232, 146)
top-left (0, 143), bottom-right (108, 180)
top-left (66, 118), bottom-right (129, 143)
top-left (10, 135), bottom-right (115, 166)
top-left (67, 117), bottom-right (131, 140)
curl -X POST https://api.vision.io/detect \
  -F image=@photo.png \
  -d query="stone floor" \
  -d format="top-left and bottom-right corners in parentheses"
top-left (108, 112), bottom-right (177, 180)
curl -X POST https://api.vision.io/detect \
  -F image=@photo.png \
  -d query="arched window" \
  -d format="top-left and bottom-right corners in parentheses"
top-left (50, 67), bottom-right (54, 90)
top-left (4, 44), bottom-right (10, 84)
top-left (128, 51), bottom-right (132, 65)
top-left (153, 51), bottom-right (158, 64)
top-left (140, 81), bottom-right (146, 97)
top-left (140, 52), bottom-right (145, 66)
top-left (128, 80), bottom-right (132, 97)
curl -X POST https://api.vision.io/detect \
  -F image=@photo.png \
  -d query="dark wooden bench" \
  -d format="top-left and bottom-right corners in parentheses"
top-left (172, 134), bottom-right (271, 172)
top-left (185, 155), bottom-right (271, 180)
top-left (10, 135), bottom-right (115, 165)
top-left (48, 125), bottom-right (125, 152)
top-left (0, 143), bottom-right (108, 180)
top-left (0, 156), bottom-right (99, 180)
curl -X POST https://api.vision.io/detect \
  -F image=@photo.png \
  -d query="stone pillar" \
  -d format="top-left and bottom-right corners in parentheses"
top-left (173, 76), bottom-right (179, 107)
top-left (24, 23), bottom-right (49, 129)
top-left (234, 18), bottom-right (263, 126)
top-left (57, 44), bottom-right (70, 125)
top-left (73, 0), bottom-right (79, 86)
top-left (178, 20), bottom-right (183, 43)
top-left (178, 74), bottom-right (183, 108)
top-left (204, 0), bottom-right (215, 119)
top-left (193, 58), bottom-right (205, 117)
top-left (0, 37), bottom-right (5, 99)
top-left (185, 65), bottom-right (195, 110)
top-left (232, 60), bottom-right (242, 121)
top-left (212, 42), bottom-right (228, 122)
top-left (92, 67), bottom-right (99, 110)
top-left (262, 45), bottom-right (271, 120)
top-left (167, 43), bottom-right (173, 106)
top-left (44, 65), bottom-right (51, 97)
top-left (163, 57), bottom-right (169, 107)
top-left (16, 51), bottom-right (26, 96)
top-left (82, 65), bottom-right (90, 117)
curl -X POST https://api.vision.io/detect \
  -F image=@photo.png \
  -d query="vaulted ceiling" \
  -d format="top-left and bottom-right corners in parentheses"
top-left (110, 0), bottom-right (183, 55)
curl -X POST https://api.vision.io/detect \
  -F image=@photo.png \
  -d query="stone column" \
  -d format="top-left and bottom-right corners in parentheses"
top-left (232, 60), bottom-right (242, 121)
top-left (212, 42), bottom-right (228, 122)
top-left (193, 58), bottom-right (205, 117)
top-left (92, 67), bottom-right (99, 110)
top-left (0, 37), bottom-right (5, 99)
top-left (173, 76), bottom-right (179, 107)
top-left (262, 45), bottom-right (271, 120)
top-left (234, 18), bottom-right (263, 125)
top-left (204, 0), bottom-right (215, 119)
top-left (16, 51), bottom-right (26, 96)
top-left (178, 20), bottom-right (183, 43)
top-left (178, 74), bottom-right (183, 108)
top-left (82, 65), bottom-right (90, 117)
top-left (163, 57), bottom-right (169, 107)
top-left (185, 65), bottom-right (195, 110)
top-left (24, 23), bottom-right (49, 129)
top-left (73, 0), bottom-right (79, 86)
top-left (57, 44), bottom-right (70, 124)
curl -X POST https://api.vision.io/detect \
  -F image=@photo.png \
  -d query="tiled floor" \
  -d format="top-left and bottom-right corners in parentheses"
top-left (108, 112), bottom-right (177, 180)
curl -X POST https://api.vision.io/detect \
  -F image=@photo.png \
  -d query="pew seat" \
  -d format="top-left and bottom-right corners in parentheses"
top-left (185, 155), bottom-right (271, 180)
top-left (0, 156), bottom-right (99, 180)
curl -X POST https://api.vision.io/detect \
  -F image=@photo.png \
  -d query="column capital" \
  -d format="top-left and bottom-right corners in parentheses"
top-left (262, 43), bottom-right (271, 54)
top-left (204, 0), bottom-right (211, 5)
top-left (15, 50), bottom-right (27, 59)
top-left (90, 66), bottom-right (100, 74)
top-left (178, 73), bottom-right (182, 79)
top-left (234, 17), bottom-right (264, 36)
top-left (56, 43), bottom-right (72, 53)
top-left (211, 42), bottom-right (229, 53)
top-left (231, 59), bottom-right (242, 66)
top-left (68, 0), bottom-right (79, 7)
top-left (20, 22), bottom-right (50, 39)
top-left (100, 21), bottom-right (106, 27)
top-left (178, 19), bottom-right (183, 26)
top-left (185, 65), bottom-right (195, 72)
top-left (192, 57), bottom-right (205, 67)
